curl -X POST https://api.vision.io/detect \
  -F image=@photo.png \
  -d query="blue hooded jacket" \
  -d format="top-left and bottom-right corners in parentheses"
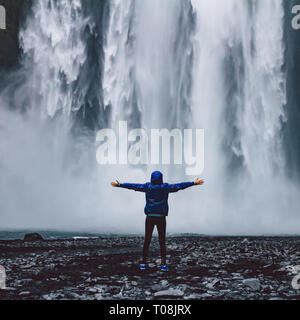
top-left (118, 171), bottom-right (195, 216)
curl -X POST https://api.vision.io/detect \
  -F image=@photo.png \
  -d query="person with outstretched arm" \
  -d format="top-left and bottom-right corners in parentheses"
top-left (111, 171), bottom-right (204, 272)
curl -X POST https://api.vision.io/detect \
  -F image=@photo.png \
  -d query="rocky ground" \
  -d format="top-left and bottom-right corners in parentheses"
top-left (0, 236), bottom-right (299, 300)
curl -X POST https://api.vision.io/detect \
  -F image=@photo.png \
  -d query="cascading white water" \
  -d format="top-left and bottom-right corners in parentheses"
top-left (185, 0), bottom-right (292, 234)
top-left (19, 0), bottom-right (88, 118)
top-left (103, 0), bottom-right (191, 129)
top-left (104, 0), bottom-right (287, 178)
top-left (183, 0), bottom-right (286, 181)
top-left (238, 0), bottom-right (287, 178)
top-left (0, 0), bottom-right (299, 234)
top-left (103, 0), bottom-right (136, 126)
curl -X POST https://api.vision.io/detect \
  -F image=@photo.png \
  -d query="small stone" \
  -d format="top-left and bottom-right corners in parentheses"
top-left (198, 293), bottom-right (212, 299)
top-left (88, 288), bottom-right (98, 294)
top-left (206, 279), bottom-right (220, 289)
top-left (151, 284), bottom-right (161, 291)
top-left (154, 289), bottom-right (184, 298)
top-left (21, 278), bottom-right (34, 284)
top-left (65, 292), bottom-right (81, 299)
top-left (160, 280), bottom-right (168, 287)
top-left (232, 273), bottom-right (243, 279)
top-left (242, 279), bottom-right (261, 291)
top-left (184, 294), bottom-right (199, 299)
top-left (220, 289), bottom-right (231, 294)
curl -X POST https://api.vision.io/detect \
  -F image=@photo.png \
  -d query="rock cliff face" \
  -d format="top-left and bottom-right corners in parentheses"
top-left (0, 0), bottom-right (26, 69)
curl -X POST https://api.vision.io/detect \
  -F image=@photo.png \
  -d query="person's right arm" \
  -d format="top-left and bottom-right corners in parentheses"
top-left (111, 180), bottom-right (146, 192)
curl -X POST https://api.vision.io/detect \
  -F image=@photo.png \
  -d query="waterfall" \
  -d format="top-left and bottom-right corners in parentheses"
top-left (19, 0), bottom-right (88, 118)
top-left (232, 0), bottom-right (286, 178)
top-left (103, 0), bottom-right (194, 131)
top-left (0, 0), bottom-right (299, 234)
top-left (103, 0), bottom-right (137, 127)
top-left (103, 0), bottom-right (287, 182)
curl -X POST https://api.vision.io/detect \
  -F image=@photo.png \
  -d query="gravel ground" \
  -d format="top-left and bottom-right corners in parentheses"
top-left (0, 236), bottom-right (299, 300)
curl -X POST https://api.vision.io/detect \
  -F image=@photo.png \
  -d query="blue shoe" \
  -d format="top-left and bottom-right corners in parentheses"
top-left (140, 264), bottom-right (146, 271)
top-left (161, 265), bottom-right (169, 272)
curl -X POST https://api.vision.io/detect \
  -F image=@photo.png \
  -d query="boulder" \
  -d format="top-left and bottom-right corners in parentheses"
top-left (24, 233), bottom-right (44, 242)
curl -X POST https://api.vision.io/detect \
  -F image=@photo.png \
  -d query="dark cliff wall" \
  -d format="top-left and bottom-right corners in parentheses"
top-left (0, 0), bottom-right (27, 69)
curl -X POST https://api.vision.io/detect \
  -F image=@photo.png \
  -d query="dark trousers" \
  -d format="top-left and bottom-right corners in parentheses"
top-left (142, 216), bottom-right (166, 265)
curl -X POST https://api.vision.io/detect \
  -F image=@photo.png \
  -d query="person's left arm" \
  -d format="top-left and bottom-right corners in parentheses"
top-left (167, 178), bottom-right (204, 193)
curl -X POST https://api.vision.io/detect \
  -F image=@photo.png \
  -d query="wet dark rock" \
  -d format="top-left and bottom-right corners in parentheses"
top-left (24, 233), bottom-right (44, 242)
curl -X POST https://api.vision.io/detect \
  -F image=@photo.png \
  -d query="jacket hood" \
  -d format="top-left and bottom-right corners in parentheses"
top-left (151, 171), bottom-right (163, 185)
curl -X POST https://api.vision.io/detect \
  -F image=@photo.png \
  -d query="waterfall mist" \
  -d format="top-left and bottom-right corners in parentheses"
top-left (0, 0), bottom-right (299, 235)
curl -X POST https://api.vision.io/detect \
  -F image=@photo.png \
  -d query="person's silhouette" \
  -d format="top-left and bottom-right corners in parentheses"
top-left (111, 171), bottom-right (204, 271)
